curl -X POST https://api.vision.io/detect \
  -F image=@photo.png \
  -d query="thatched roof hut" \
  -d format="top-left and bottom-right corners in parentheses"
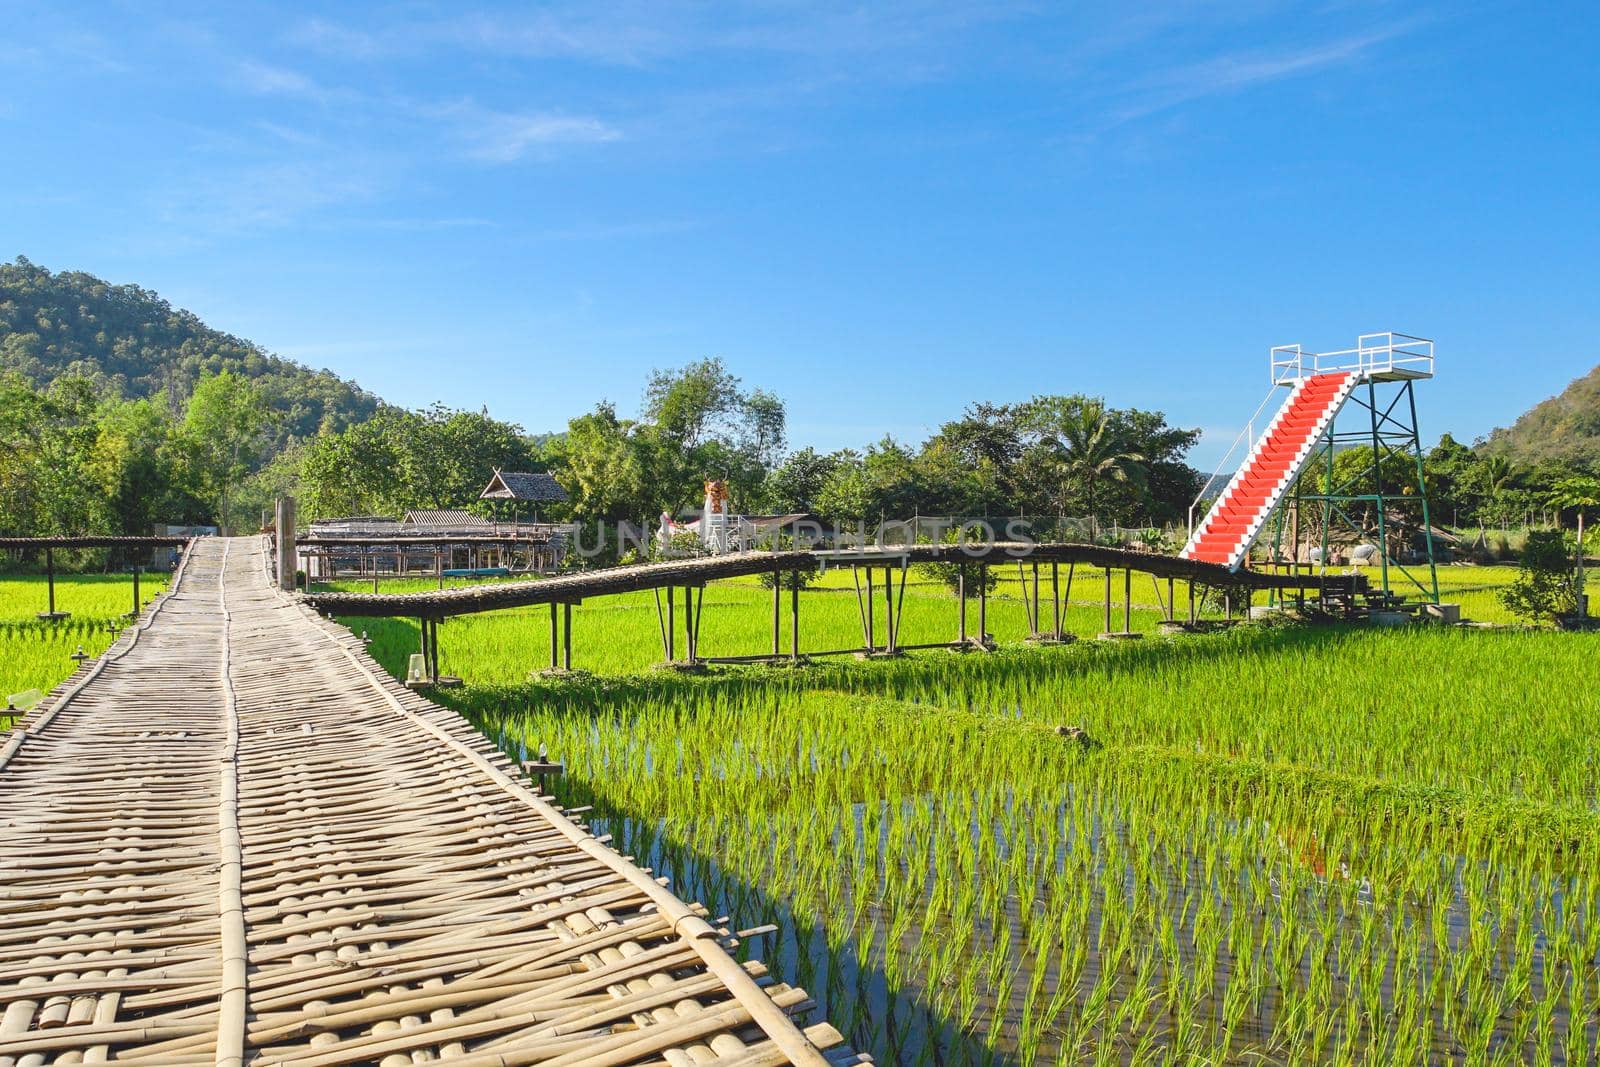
top-left (479, 469), bottom-right (569, 503)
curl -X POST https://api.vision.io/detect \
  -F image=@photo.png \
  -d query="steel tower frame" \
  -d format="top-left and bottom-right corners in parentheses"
top-left (1265, 333), bottom-right (1441, 606)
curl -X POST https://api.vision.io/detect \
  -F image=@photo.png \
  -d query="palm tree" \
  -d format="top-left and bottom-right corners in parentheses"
top-left (1549, 475), bottom-right (1600, 616)
top-left (1481, 455), bottom-right (1514, 493)
top-left (1479, 455), bottom-right (1516, 535)
top-left (1053, 400), bottom-right (1146, 539)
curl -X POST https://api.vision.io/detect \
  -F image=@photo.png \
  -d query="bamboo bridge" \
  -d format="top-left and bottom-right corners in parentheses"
top-left (303, 541), bottom-right (1358, 672)
top-left (0, 537), bottom-right (859, 1065)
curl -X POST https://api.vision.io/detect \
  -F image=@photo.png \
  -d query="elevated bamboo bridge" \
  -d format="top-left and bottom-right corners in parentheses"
top-left (302, 541), bottom-right (1361, 672)
top-left (0, 537), bottom-right (858, 1065)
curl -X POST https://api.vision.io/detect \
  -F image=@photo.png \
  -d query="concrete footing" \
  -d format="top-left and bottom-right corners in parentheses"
top-left (406, 675), bottom-right (463, 690)
top-left (651, 661), bottom-right (711, 674)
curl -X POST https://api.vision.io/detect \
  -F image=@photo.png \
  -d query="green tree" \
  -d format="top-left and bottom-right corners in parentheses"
top-left (641, 358), bottom-right (786, 512)
top-left (296, 405), bottom-right (540, 521)
top-left (759, 448), bottom-right (841, 514)
top-left (1018, 397), bottom-right (1146, 536)
top-left (1500, 529), bottom-right (1577, 624)
top-left (919, 403), bottom-right (1024, 516)
top-left (90, 396), bottom-right (198, 534)
top-left (1548, 475), bottom-right (1600, 615)
top-left (182, 371), bottom-right (270, 530)
top-left (401, 405), bottom-right (537, 510)
top-left (298, 412), bottom-right (410, 518)
top-left (551, 403), bottom-right (653, 523)
top-left (1424, 433), bottom-right (1482, 526)
top-left (1479, 455), bottom-right (1518, 531)
top-left (815, 454), bottom-right (873, 530)
top-left (233, 442), bottom-right (308, 533)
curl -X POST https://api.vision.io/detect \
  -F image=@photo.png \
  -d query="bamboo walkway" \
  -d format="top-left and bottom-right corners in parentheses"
top-left (0, 538), bottom-right (857, 1066)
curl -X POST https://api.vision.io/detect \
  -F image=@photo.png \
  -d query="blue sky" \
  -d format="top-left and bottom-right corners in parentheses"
top-left (3, 2), bottom-right (1595, 468)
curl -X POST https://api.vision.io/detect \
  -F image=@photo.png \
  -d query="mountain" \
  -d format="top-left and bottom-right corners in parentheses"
top-left (0, 256), bottom-right (382, 451)
top-left (1479, 364), bottom-right (1600, 469)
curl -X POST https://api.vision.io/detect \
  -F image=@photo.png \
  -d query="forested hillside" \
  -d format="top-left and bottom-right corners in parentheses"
top-left (0, 257), bottom-right (380, 451)
top-left (1480, 364), bottom-right (1600, 469)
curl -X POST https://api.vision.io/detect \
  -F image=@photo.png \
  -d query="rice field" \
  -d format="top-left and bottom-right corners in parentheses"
top-left (6, 554), bottom-right (1585, 1062)
top-left (0, 572), bottom-right (170, 700)
top-left (333, 573), bottom-right (1600, 1064)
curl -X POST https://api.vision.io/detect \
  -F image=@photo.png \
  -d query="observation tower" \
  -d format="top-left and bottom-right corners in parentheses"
top-left (1182, 332), bottom-right (1440, 606)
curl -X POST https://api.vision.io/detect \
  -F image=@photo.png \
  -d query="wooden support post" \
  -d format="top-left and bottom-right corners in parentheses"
top-left (683, 586), bottom-right (696, 665)
top-left (46, 547), bottom-right (56, 618)
top-left (772, 566), bottom-right (781, 659)
top-left (275, 496), bottom-right (297, 592)
top-left (693, 585), bottom-right (704, 662)
top-left (1166, 577), bottom-right (1176, 622)
top-left (653, 588), bottom-right (670, 661)
top-left (436, 548), bottom-right (444, 590)
top-left (865, 568), bottom-right (875, 651)
top-left (790, 573), bottom-right (800, 662)
top-left (667, 586), bottom-right (676, 662)
top-left (548, 603), bottom-right (558, 670)
top-left (976, 564), bottom-right (987, 644)
top-left (131, 566), bottom-right (141, 618)
top-left (883, 565), bottom-right (895, 653)
top-left (1064, 562), bottom-right (1076, 636)
top-left (430, 619), bottom-right (441, 681)
top-left (958, 565), bottom-right (968, 646)
top-left (1189, 581), bottom-right (1197, 624)
top-left (1123, 568), bottom-right (1132, 633)
top-left (1016, 560), bottom-right (1031, 635)
top-left (562, 603), bottom-right (573, 671)
top-left (1225, 594), bottom-right (1233, 622)
top-left (1031, 563), bottom-right (1041, 636)
top-left (895, 562), bottom-right (908, 651)
top-left (419, 616), bottom-right (430, 679)
top-left (1102, 568), bottom-right (1112, 634)
top-left (1051, 562), bottom-right (1061, 639)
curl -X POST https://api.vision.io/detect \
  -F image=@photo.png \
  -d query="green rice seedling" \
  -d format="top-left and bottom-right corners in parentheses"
top-left (341, 597), bottom-right (1600, 1064)
top-left (0, 572), bottom-right (172, 697)
top-left (0, 571), bottom-right (170, 623)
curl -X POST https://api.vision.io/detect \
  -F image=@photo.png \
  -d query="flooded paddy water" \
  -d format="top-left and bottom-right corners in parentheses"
top-left (424, 621), bottom-right (1600, 1064)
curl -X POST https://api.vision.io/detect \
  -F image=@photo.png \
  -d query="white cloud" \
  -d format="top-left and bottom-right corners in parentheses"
top-left (434, 103), bottom-right (623, 162)
top-left (232, 59), bottom-right (340, 105)
top-left (286, 3), bottom-right (1033, 68)
top-left (155, 161), bottom-right (373, 234)
top-left (1108, 24), bottom-right (1419, 125)
top-left (287, 18), bottom-right (386, 61)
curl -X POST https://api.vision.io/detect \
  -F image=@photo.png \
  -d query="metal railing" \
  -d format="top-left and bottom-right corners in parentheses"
top-left (1186, 383), bottom-right (1288, 542)
top-left (1271, 331), bottom-right (1433, 385)
top-left (1187, 330), bottom-right (1435, 542)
